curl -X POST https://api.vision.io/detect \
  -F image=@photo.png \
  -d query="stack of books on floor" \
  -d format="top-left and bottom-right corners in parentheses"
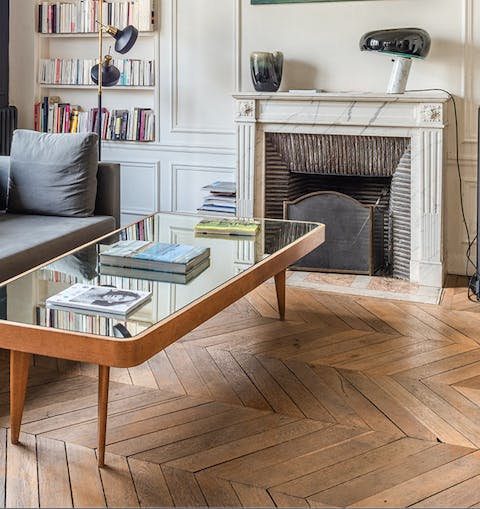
top-left (100, 240), bottom-right (210, 283)
top-left (197, 181), bottom-right (236, 215)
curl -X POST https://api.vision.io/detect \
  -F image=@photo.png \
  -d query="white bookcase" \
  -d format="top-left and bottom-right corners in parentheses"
top-left (34, 0), bottom-right (159, 144)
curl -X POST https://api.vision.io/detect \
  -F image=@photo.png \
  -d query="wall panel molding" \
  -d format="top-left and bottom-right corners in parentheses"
top-left (169, 0), bottom-right (239, 136)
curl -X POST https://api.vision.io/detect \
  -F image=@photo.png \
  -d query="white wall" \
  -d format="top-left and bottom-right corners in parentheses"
top-left (9, 0), bottom-right (477, 275)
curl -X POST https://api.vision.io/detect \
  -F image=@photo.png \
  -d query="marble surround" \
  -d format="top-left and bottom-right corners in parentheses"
top-left (233, 91), bottom-right (451, 288)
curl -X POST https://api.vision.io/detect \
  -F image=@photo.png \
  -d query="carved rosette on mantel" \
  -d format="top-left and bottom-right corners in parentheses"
top-left (233, 91), bottom-right (450, 288)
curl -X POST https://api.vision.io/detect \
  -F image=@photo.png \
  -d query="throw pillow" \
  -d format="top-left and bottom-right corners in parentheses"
top-left (8, 130), bottom-right (98, 217)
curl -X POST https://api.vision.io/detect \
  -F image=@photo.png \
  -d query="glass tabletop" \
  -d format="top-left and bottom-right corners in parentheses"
top-left (2, 213), bottom-right (320, 339)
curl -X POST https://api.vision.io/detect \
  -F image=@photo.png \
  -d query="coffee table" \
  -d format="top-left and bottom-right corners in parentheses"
top-left (1, 212), bottom-right (325, 466)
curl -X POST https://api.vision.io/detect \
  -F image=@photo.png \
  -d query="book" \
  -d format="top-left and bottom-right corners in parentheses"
top-left (100, 240), bottom-right (210, 273)
top-left (100, 257), bottom-right (211, 284)
top-left (46, 283), bottom-right (152, 318)
top-left (202, 181), bottom-right (236, 194)
top-left (194, 218), bottom-right (260, 236)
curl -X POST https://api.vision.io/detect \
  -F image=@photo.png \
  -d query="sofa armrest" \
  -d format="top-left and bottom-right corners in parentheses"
top-left (95, 162), bottom-right (120, 228)
top-left (0, 156), bottom-right (9, 210)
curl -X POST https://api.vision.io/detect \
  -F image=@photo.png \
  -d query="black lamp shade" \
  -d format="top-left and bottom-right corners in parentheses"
top-left (360, 28), bottom-right (431, 59)
top-left (114, 25), bottom-right (139, 54)
top-left (91, 60), bottom-right (121, 87)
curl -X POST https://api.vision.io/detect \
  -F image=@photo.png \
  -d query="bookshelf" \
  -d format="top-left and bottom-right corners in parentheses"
top-left (34, 0), bottom-right (158, 143)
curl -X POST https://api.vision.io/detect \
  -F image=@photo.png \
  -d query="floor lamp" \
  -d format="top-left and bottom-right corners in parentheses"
top-left (90, 0), bottom-right (138, 160)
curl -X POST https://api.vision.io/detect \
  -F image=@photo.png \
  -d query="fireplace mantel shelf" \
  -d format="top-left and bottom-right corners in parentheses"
top-left (233, 90), bottom-right (450, 103)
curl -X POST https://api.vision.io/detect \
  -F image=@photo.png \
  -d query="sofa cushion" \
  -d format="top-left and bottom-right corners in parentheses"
top-left (0, 157), bottom-right (9, 213)
top-left (0, 213), bottom-right (115, 282)
top-left (8, 130), bottom-right (99, 217)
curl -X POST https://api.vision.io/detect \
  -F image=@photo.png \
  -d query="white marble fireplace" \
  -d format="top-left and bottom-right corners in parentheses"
top-left (233, 91), bottom-right (450, 288)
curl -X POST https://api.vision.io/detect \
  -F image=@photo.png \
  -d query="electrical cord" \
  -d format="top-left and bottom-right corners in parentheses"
top-left (406, 88), bottom-right (477, 300)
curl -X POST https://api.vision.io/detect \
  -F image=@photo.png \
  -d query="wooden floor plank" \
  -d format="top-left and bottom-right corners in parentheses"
top-left (311, 365), bottom-right (403, 437)
top-left (395, 377), bottom-right (480, 448)
top-left (211, 425), bottom-right (369, 485)
top-left (133, 412), bottom-right (294, 466)
top-left (275, 437), bottom-right (435, 498)
top-left (310, 293), bottom-right (376, 332)
top-left (164, 344), bottom-right (212, 398)
top-left (341, 370), bottom-right (436, 440)
top-left (231, 482), bottom-right (275, 508)
top-left (285, 360), bottom-right (368, 429)
top-left (37, 436), bottom-right (73, 508)
top-left (184, 346), bottom-right (243, 405)
top-left (308, 444), bottom-right (476, 508)
top-left (366, 344), bottom-right (476, 377)
top-left (128, 458), bottom-right (174, 507)
top-left (327, 294), bottom-right (400, 335)
top-left (410, 473), bottom-right (480, 507)
top-left (161, 466), bottom-right (207, 507)
top-left (375, 375), bottom-right (477, 448)
top-left (257, 355), bottom-right (334, 421)
top-left (99, 453), bottom-right (139, 508)
top-left (233, 430), bottom-right (391, 489)
top-left (232, 351), bottom-right (304, 417)
top-left (195, 471), bottom-right (241, 507)
top-left (6, 432), bottom-right (38, 509)
top-left (43, 397), bottom-right (217, 449)
top-left (147, 351), bottom-right (185, 395)
top-left (106, 406), bottom-right (262, 458)
top-left (66, 442), bottom-right (106, 508)
top-left (207, 348), bottom-right (272, 410)
top-left (199, 420), bottom-right (328, 477)
top-left (269, 491), bottom-right (310, 508)
top-left (347, 451), bottom-right (480, 508)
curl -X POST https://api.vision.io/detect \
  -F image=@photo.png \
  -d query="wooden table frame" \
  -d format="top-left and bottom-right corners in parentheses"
top-left (2, 222), bottom-right (325, 467)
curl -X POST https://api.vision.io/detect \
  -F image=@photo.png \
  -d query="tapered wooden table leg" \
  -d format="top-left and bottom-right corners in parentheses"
top-left (97, 365), bottom-right (110, 468)
top-left (10, 350), bottom-right (31, 444)
top-left (274, 269), bottom-right (286, 321)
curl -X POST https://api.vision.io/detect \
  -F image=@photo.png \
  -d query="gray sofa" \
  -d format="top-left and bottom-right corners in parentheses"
top-left (0, 157), bottom-right (120, 283)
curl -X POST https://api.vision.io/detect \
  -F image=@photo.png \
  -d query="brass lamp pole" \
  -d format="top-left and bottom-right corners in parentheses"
top-left (91, 0), bottom-right (139, 160)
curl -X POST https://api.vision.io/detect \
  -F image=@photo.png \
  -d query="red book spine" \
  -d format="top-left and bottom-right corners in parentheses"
top-left (48, 5), bottom-right (53, 33)
top-left (139, 110), bottom-right (145, 141)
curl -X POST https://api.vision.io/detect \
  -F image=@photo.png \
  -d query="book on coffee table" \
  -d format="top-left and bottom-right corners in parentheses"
top-left (194, 218), bottom-right (260, 236)
top-left (46, 284), bottom-right (152, 318)
top-left (100, 257), bottom-right (211, 284)
top-left (100, 240), bottom-right (210, 274)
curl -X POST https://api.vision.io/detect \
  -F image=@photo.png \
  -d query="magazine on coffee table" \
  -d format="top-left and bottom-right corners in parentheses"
top-left (46, 284), bottom-right (152, 318)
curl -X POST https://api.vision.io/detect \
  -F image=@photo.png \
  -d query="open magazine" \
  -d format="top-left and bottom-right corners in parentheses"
top-left (46, 283), bottom-right (152, 318)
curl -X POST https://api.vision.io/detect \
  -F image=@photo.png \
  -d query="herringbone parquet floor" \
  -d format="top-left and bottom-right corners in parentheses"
top-left (3, 275), bottom-right (480, 507)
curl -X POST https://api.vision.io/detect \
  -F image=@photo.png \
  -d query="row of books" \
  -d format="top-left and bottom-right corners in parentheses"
top-left (198, 181), bottom-right (236, 215)
top-left (39, 305), bottom-right (116, 335)
top-left (121, 216), bottom-right (155, 242)
top-left (38, 0), bottom-right (154, 34)
top-left (34, 99), bottom-right (155, 141)
top-left (39, 58), bottom-right (155, 87)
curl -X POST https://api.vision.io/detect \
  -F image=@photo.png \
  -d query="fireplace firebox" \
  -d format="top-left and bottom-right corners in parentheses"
top-left (264, 132), bottom-right (411, 279)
